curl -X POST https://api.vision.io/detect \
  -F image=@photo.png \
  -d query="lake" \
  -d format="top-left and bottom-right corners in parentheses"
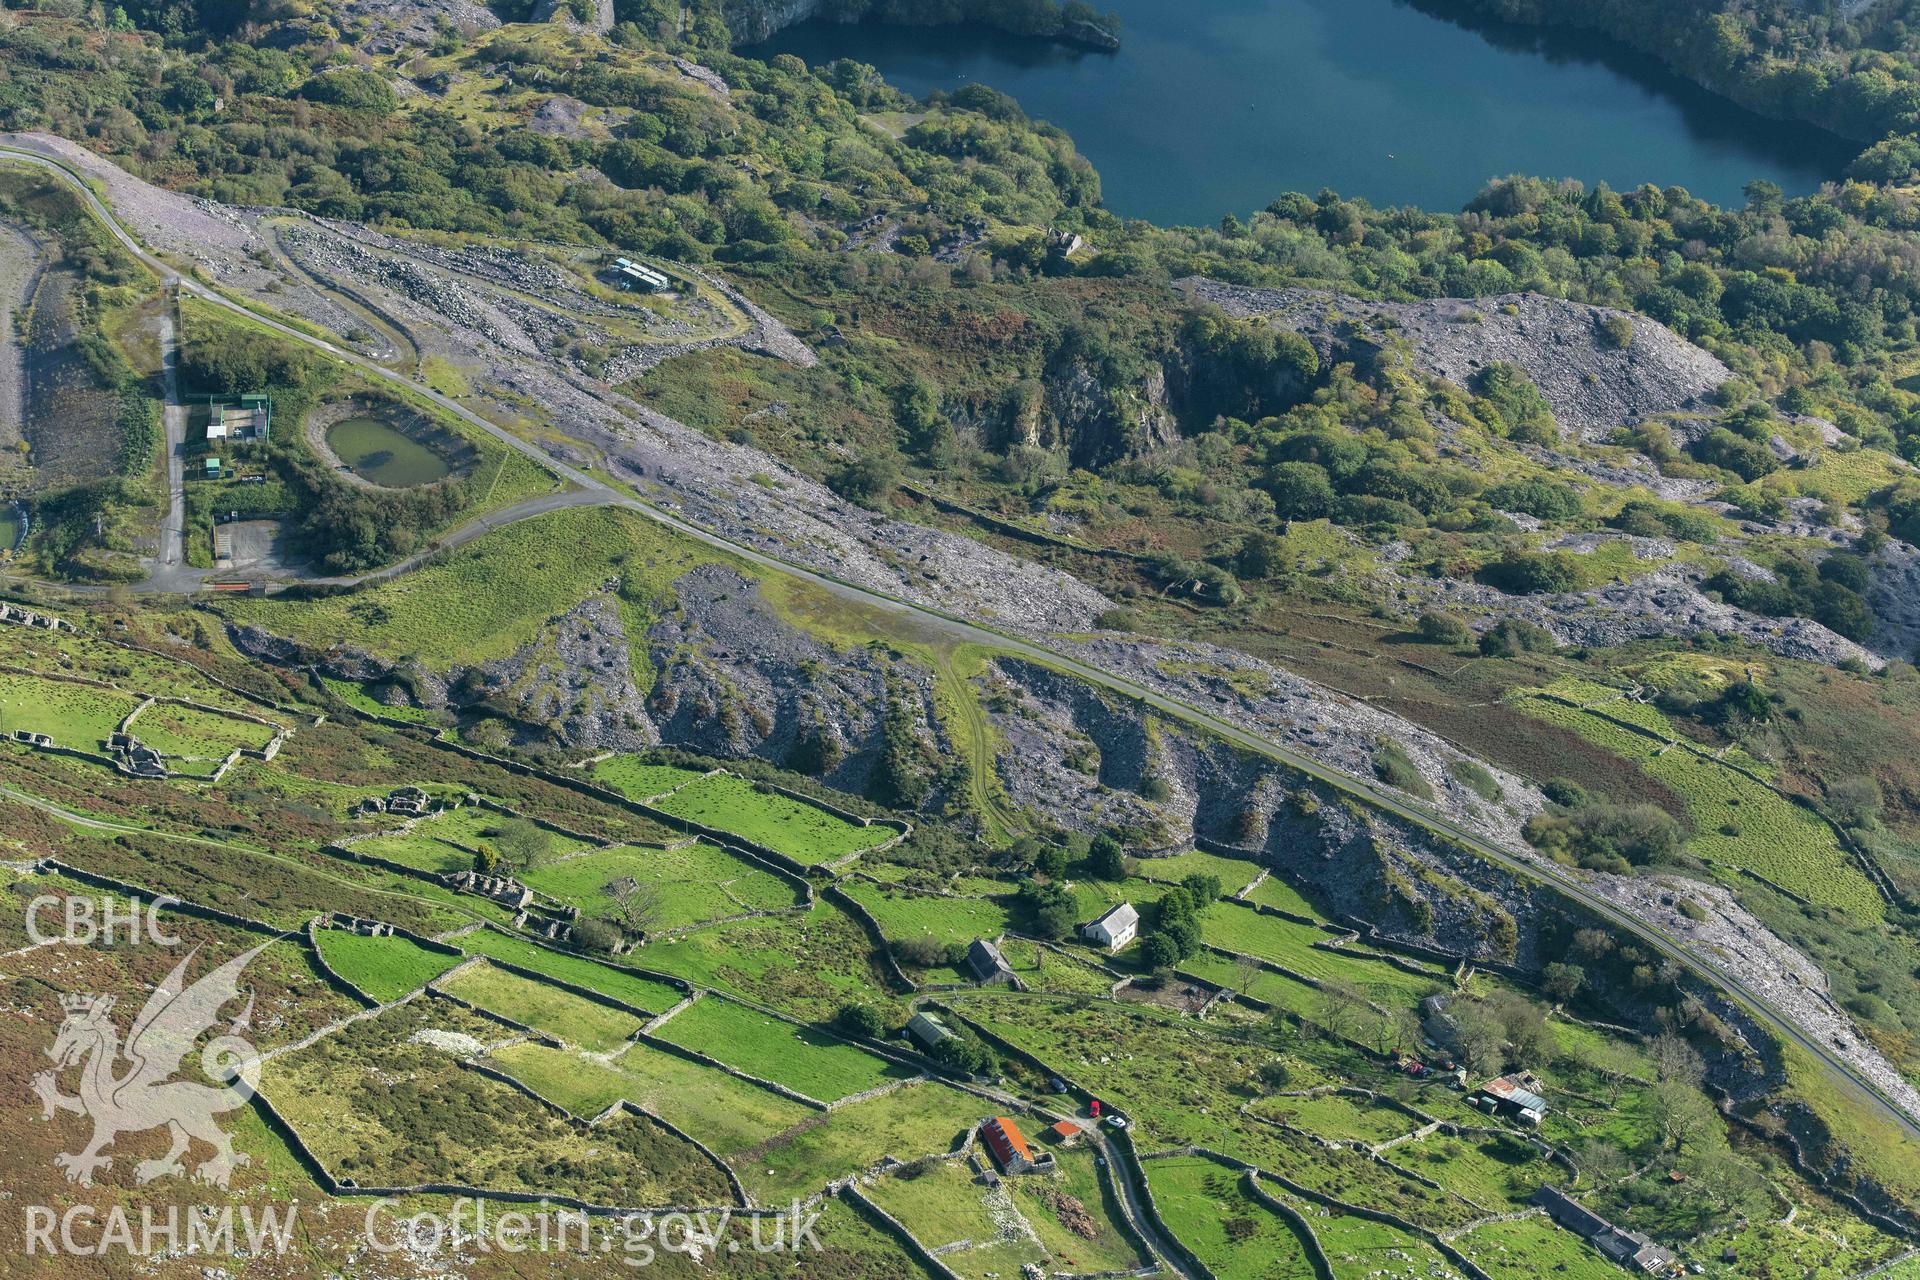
top-left (749, 0), bottom-right (1857, 224)
top-left (326, 417), bottom-right (453, 488)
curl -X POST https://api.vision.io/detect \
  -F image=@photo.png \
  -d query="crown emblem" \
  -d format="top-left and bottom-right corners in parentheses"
top-left (59, 992), bottom-right (100, 1014)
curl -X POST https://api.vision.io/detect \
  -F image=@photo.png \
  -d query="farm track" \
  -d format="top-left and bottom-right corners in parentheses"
top-left (1, 137), bottom-right (1916, 1150)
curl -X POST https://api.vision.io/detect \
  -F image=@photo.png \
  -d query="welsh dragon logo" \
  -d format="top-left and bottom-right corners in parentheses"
top-left (32, 942), bottom-right (270, 1189)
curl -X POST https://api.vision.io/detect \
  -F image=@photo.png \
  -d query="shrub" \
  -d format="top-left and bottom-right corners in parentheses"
top-left (835, 1003), bottom-right (889, 1039)
top-left (1525, 802), bottom-right (1685, 871)
top-left (1373, 740), bottom-right (1432, 799)
top-left (300, 68), bottom-right (398, 114)
top-left (1484, 478), bottom-right (1583, 521)
top-left (1483, 551), bottom-right (1581, 595)
top-left (570, 918), bottom-right (622, 953)
top-left (1017, 880), bottom-right (1077, 939)
top-left (893, 936), bottom-right (947, 968)
top-left (1448, 758), bottom-right (1503, 802)
top-left (1599, 314), bottom-right (1634, 348)
top-left (1256, 1060), bottom-right (1293, 1092)
top-left (1415, 611), bottom-right (1475, 646)
top-left (1478, 618), bottom-right (1558, 656)
top-left (1692, 427), bottom-right (1779, 481)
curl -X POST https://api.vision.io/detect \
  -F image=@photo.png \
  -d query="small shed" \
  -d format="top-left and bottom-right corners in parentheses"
top-left (907, 1011), bottom-right (956, 1052)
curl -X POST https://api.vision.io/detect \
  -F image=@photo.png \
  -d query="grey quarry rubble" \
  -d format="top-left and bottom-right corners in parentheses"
top-left (42, 129), bottom-right (1916, 1130)
top-left (1179, 277), bottom-right (1731, 441)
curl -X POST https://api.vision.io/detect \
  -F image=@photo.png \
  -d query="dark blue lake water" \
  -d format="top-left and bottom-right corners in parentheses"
top-left (750, 0), bottom-right (1858, 224)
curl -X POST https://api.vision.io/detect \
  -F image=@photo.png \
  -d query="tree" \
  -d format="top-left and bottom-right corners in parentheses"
top-left (1828, 775), bottom-right (1884, 828)
top-left (1479, 618), bottom-right (1558, 657)
top-left (1138, 931), bottom-right (1183, 972)
top-left (894, 375), bottom-right (947, 456)
top-left (606, 876), bottom-right (665, 935)
top-left (933, 1032), bottom-right (997, 1077)
top-left (1416, 611), bottom-right (1474, 646)
top-left (1312, 979), bottom-right (1363, 1042)
top-left (1034, 841), bottom-right (1070, 878)
top-left (1650, 1032), bottom-right (1706, 1087)
top-left (835, 1002), bottom-right (888, 1039)
top-left (492, 817), bottom-right (551, 872)
top-left (1368, 1007), bottom-right (1421, 1057)
top-left (1232, 953), bottom-right (1262, 996)
top-left (1180, 873), bottom-right (1223, 905)
top-left (1543, 962), bottom-right (1586, 1003)
top-left (1017, 880), bottom-right (1078, 940)
top-left (1086, 832), bottom-right (1128, 881)
top-left (1255, 1060), bottom-right (1293, 1093)
top-left (1263, 461), bottom-right (1335, 519)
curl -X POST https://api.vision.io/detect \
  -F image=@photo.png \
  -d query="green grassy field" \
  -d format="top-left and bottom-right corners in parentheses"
top-left (1011, 1148), bottom-right (1151, 1274)
top-left (1135, 847), bottom-right (1269, 895)
top-left (457, 928), bottom-right (684, 1013)
top-left (1142, 1156), bottom-right (1319, 1280)
top-left (589, 756), bottom-right (711, 801)
top-left (312, 929), bottom-right (463, 1002)
top-left (862, 1158), bottom-right (1014, 1250)
top-left (224, 506), bottom-right (712, 669)
top-left (653, 773), bottom-right (894, 864)
top-left (1200, 905), bottom-right (1443, 1003)
top-left (0, 672), bottom-right (142, 748)
top-left (320, 675), bottom-right (444, 724)
top-left (739, 1079), bottom-right (981, 1203)
top-left (1243, 874), bottom-right (1322, 917)
top-left (350, 805), bottom-right (600, 876)
top-left (438, 960), bottom-right (642, 1051)
top-left (128, 701), bottom-right (278, 757)
top-left (1515, 681), bottom-right (1883, 920)
top-left (841, 880), bottom-right (1013, 948)
top-left (1266, 1180), bottom-right (1460, 1279)
top-left (1245, 1091), bottom-right (1421, 1145)
top-left (1389, 1132), bottom-right (1553, 1210)
top-left (520, 841), bottom-right (801, 928)
top-left (636, 904), bottom-right (891, 1021)
top-left (492, 1039), bottom-right (815, 1156)
top-left (1455, 1215), bottom-right (1616, 1280)
top-left (263, 1000), bottom-right (723, 1205)
top-left (653, 995), bottom-right (913, 1101)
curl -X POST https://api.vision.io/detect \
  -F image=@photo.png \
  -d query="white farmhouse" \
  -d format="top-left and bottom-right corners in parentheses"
top-left (1081, 902), bottom-right (1139, 952)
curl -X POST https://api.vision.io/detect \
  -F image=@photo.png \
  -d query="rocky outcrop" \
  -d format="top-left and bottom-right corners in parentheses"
top-left (1034, 360), bottom-right (1179, 467)
top-left (1180, 278), bottom-right (1729, 441)
top-left (533, 0), bottom-right (615, 37)
top-left (641, 565), bottom-right (943, 795)
top-left (230, 566), bottom-right (944, 793)
top-left (1391, 564), bottom-right (1881, 667)
top-left (984, 658), bottom-right (1538, 962)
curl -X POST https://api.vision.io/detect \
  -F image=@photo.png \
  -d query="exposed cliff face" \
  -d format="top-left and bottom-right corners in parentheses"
top-left (724, 0), bottom-right (825, 45)
top-left (722, 0), bottom-right (1119, 49)
top-left (1037, 360), bottom-right (1179, 468)
top-left (983, 658), bottom-right (1539, 965)
top-left (228, 565), bottom-right (946, 798)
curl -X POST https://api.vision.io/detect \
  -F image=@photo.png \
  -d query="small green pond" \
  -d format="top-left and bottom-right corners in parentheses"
top-left (326, 416), bottom-right (453, 487)
top-left (0, 508), bottom-right (21, 554)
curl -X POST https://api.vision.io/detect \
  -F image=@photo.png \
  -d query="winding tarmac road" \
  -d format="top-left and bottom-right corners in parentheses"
top-left (4, 137), bottom-right (1916, 1146)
